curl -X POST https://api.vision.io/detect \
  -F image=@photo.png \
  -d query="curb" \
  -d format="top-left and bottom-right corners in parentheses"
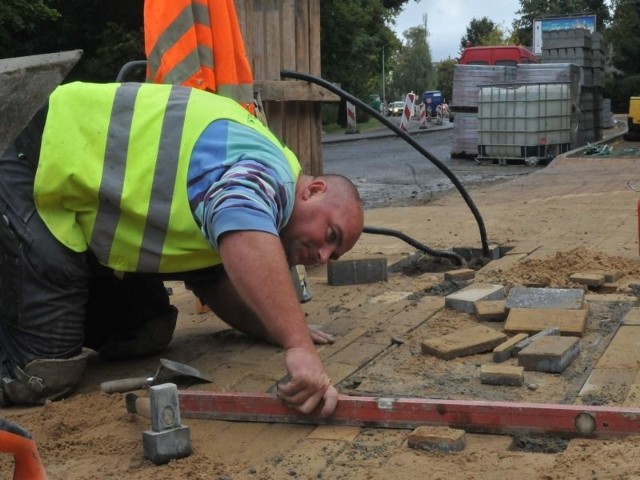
top-left (321, 121), bottom-right (454, 145)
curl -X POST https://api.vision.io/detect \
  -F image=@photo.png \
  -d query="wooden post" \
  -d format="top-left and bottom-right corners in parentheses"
top-left (235, 0), bottom-right (339, 175)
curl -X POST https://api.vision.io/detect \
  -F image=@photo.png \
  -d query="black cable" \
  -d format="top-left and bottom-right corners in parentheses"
top-left (280, 69), bottom-right (490, 259)
top-left (363, 226), bottom-right (466, 265)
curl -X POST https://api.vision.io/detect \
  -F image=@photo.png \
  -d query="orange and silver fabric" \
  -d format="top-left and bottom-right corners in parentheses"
top-left (144, 0), bottom-right (255, 114)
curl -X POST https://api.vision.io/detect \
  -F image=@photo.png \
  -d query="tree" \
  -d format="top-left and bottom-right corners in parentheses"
top-left (320, 0), bottom-right (406, 124)
top-left (607, 0), bottom-right (640, 75)
top-left (435, 59), bottom-right (456, 104)
top-left (0, 0), bottom-right (144, 81)
top-left (460, 17), bottom-right (504, 52)
top-left (0, 0), bottom-right (61, 58)
top-left (387, 26), bottom-right (436, 102)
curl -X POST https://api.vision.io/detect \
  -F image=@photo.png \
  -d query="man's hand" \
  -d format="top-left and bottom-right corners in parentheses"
top-left (275, 347), bottom-right (338, 417)
top-left (309, 326), bottom-right (335, 345)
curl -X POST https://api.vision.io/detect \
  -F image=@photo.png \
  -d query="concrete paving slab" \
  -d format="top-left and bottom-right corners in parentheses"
top-left (569, 272), bottom-right (606, 288)
top-left (622, 307), bottom-right (640, 326)
top-left (493, 333), bottom-right (529, 362)
top-left (445, 283), bottom-right (504, 313)
top-left (577, 368), bottom-right (638, 404)
top-left (407, 426), bottom-right (466, 452)
top-left (594, 325), bottom-right (640, 370)
top-left (474, 299), bottom-right (508, 321)
top-left (518, 336), bottom-right (580, 372)
top-left (420, 325), bottom-right (507, 360)
top-left (504, 308), bottom-right (587, 336)
top-left (327, 258), bottom-right (388, 285)
top-left (506, 287), bottom-right (585, 310)
top-left (480, 364), bottom-right (524, 386)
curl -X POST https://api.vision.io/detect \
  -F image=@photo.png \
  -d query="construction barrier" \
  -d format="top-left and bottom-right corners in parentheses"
top-left (345, 101), bottom-right (358, 134)
top-left (418, 103), bottom-right (428, 129)
top-left (436, 104), bottom-right (443, 125)
top-left (399, 92), bottom-right (416, 131)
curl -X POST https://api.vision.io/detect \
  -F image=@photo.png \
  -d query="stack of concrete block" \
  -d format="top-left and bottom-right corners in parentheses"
top-left (450, 65), bottom-right (516, 158)
top-left (541, 28), bottom-right (607, 146)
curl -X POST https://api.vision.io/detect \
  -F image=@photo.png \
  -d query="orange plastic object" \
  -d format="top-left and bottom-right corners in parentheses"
top-left (0, 419), bottom-right (47, 480)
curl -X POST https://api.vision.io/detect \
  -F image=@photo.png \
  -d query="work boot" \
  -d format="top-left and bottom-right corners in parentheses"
top-left (0, 348), bottom-right (90, 406)
top-left (98, 305), bottom-right (178, 360)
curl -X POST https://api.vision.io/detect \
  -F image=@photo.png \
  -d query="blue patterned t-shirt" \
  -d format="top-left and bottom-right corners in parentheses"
top-left (187, 120), bottom-right (298, 251)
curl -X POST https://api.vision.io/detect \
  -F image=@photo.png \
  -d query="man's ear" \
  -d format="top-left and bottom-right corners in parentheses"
top-left (302, 179), bottom-right (327, 200)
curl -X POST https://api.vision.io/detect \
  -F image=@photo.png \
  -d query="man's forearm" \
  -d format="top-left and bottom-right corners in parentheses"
top-left (217, 230), bottom-right (314, 351)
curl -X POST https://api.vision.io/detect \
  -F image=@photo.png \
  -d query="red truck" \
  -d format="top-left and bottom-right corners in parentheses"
top-left (459, 45), bottom-right (537, 66)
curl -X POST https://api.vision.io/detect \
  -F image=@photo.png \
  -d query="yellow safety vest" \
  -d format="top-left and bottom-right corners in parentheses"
top-left (34, 82), bottom-right (301, 273)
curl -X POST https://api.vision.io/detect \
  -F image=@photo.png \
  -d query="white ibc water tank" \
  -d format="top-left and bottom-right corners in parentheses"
top-left (477, 83), bottom-right (572, 159)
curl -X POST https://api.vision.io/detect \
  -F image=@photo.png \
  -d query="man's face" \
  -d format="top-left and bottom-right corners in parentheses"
top-left (280, 180), bottom-right (363, 266)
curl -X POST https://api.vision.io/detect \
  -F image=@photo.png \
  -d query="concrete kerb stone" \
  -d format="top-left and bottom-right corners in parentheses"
top-left (321, 121), bottom-right (453, 145)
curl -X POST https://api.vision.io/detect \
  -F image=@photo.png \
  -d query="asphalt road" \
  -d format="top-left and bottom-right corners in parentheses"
top-left (322, 126), bottom-right (536, 209)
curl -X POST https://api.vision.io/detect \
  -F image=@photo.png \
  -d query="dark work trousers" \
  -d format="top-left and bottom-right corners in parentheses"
top-left (0, 107), bottom-right (179, 381)
top-left (0, 106), bottom-right (90, 378)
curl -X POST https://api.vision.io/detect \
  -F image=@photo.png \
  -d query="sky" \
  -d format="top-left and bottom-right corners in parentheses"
top-left (392, 0), bottom-right (522, 62)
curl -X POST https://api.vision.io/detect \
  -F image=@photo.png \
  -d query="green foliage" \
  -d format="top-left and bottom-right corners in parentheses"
top-left (435, 59), bottom-right (456, 104)
top-left (0, 0), bottom-right (61, 57)
top-left (0, 0), bottom-right (145, 81)
top-left (386, 26), bottom-right (436, 102)
top-left (607, 0), bottom-right (640, 75)
top-left (606, 74), bottom-right (640, 113)
top-left (320, 0), bottom-right (406, 125)
top-left (460, 17), bottom-right (506, 52)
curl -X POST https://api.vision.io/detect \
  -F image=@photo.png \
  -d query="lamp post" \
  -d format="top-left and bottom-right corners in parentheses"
top-left (381, 47), bottom-right (386, 113)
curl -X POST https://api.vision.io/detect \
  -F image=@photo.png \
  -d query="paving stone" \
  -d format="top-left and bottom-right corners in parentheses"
top-left (480, 364), bottom-right (524, 386)
top-left (420, 325), bottom-right (507, 360)
top-left (444, 268), bottom-right (476, 281)
top-left (493, 333), bottom-right (529, 362)
top-left (598, 283), bottom-right (619, 294)
top-left (584, 293), bottom-right (637, 304)
top-left (474, 300), bottom-right (507, 322)
top-left (517, 336), bottom-right (580, 372)
top-left (569, 272), bottom-right (605, 288)
top-left (454, 244), bottom-right (502, 261)
top-left (622, 307), bottom-right (640, 326)
top-left (445, 284), bottom-right (504, 314)
top-left (594, 325), bottom-right (640, 370)
top-left (327, 258), bottom-right (387, 286)
top-left (603, 270), bottom-right (623, 282)
top-left (578, 368), bottom-right (638, 403)
top-left (513, 327), bottom-right (560, 355)
top-left (407, 426), bottom-right (466, 452)
top-left (307, 425), bottom-right (361, 442)
top-left (504, 308), bottom-right (587, 337)
top-left (505, 287), bottom-right (584, 310)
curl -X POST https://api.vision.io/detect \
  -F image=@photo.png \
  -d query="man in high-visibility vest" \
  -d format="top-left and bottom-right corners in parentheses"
top-left (0, 81), bottom-right (364, 412)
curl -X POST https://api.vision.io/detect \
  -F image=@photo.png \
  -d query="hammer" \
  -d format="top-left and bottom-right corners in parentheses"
top-left (127, 383), bottom-right (192, 464)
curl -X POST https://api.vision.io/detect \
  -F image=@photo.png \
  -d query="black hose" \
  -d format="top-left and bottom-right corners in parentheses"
top-left (280, 69), bottom-right (490, 259)
top-left (363, 226), bottom-right (466, 265)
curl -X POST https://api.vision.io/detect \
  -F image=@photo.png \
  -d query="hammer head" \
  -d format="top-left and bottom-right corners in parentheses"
top-left (142, 426), bottom-right (192, 464)
top-left (141, 383), bottom-right (192, 464)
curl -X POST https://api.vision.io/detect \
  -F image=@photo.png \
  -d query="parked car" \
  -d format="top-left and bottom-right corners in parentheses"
top-left (389, 101), bottom-right (405, 116)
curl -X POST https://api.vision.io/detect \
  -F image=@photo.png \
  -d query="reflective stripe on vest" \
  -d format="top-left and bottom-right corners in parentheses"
top-left (35, 82), bottom-right (301, 273)
top-left (144, 0), bottom-right (255, 112)
top-left (146, 2), bottom-right (213, 86)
